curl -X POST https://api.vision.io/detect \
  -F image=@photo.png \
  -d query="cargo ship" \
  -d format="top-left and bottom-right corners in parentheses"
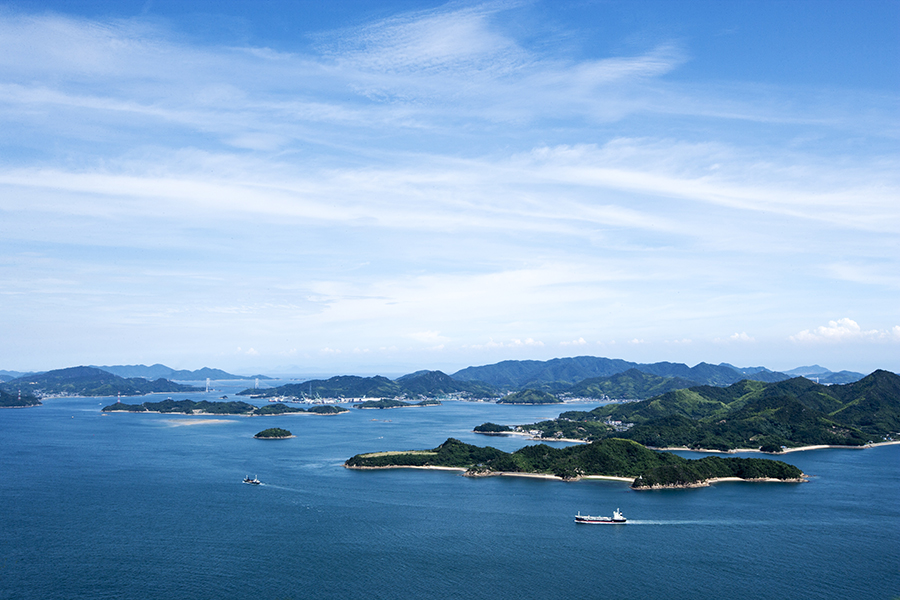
top-left (575, 508), bottom-right (626, 524)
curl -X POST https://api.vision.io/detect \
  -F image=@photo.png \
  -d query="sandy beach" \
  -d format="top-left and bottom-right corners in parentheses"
top-left (165, 418), bottom-right (233, 426)
top-left (652, 440), bottom-right (900, 454)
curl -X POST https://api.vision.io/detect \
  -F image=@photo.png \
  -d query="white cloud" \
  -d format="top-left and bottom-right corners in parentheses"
top-left (790, 318), bottom-right (898, 343)
top-left (560, 337), bottom-right (587, 346)
top-left (468, 337), bottom-right (544, 349)
top-left (714, 332), bottom-right (754, 343)
top-left (408, 330), bottom-right (449, 343)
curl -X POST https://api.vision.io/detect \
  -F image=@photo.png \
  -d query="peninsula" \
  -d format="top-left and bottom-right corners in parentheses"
top-left (345, 437), bottom-right (805, 489)
top-left (513, 370), bottom-right (900, 451)
top-left (0, 389), bottom-right (41, 408)
top-left (1, 366), bottom-right (202, 398)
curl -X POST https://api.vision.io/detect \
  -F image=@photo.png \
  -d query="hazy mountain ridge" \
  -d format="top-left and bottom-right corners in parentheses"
top-left (451, 356), bottom-right (795, 389)
top-left (94, 364), bottom-right (270, 381)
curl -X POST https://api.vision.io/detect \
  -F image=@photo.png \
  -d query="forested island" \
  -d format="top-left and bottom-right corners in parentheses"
top-left (254, 428), bottom-right (293, 439)
top-left (355, 398), bottom-right (441, 409)
top-left (345, 438), bottom-right (805, 489)
top-left (101, 399), bottom-right (348, 416)
top-left (510, 370), bottom-right (900, 451)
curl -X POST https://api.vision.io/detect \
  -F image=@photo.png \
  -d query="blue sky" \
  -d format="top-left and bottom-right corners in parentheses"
top-left (1, 0), bottom-right (898, 375)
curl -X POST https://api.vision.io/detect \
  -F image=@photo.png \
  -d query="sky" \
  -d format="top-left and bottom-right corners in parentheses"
top-left (1, 0), bottom-right (898, 376)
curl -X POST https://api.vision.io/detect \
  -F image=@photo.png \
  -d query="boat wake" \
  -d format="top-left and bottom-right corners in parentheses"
top-left (624, 520), bottom-right (767, 526)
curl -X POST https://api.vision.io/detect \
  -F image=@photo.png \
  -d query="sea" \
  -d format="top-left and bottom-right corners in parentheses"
top-left (1, 381), bottom-right (898, 600)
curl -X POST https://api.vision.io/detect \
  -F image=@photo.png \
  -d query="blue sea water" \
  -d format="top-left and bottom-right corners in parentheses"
top-left (1, 383), bottom-right (898, 600)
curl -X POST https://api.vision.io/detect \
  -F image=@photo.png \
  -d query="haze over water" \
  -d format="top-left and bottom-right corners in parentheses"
top-left (2, 383), bottom-right (898, 600)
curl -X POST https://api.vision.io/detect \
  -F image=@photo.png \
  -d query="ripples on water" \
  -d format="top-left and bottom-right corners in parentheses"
top-left (1, 386), bottom-right (898, 600)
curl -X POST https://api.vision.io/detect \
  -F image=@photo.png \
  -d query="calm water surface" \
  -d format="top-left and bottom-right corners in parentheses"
top-left (2, 383), bottom-right (898, 600)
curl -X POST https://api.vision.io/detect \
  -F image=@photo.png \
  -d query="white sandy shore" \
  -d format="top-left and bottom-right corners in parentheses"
top-left (165, 418), bottom-right (233, 426)
top-left (475, 430), bottom-right (588, 444)
top-left (345, 464), bottom-right (630, 482)
top-left (345, 464), bottom-right (811, 487)
top-left (632, 476), bottom-right (808, 490)
top-left (108, 409), bottom-right (340, 417)
top-left (652, 440), bottom-right (900, 454)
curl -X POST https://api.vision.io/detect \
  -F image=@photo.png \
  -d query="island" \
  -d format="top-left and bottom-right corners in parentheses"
top-left (101, 399), bottom-right (348, 416)
top-left (345, 438), bottom-right (805, 489)
top-left (354, 399), bottom-right (441, 409)
top-left (254, 427), bottom-right (294, 439)
top-left (496, 390), bottom-right (562, 404)
top-left (473, 422), bottom-right (513, 434)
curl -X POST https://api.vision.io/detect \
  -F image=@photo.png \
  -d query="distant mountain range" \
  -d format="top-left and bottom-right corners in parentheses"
top-left (0, 370), bottom-right (33, 383)
top-left (0, 357), bottom-right (881, 407)
top-left (93, 364), bottom-right (271, 381)
top-left (782, 365), bottom-right (866, 384)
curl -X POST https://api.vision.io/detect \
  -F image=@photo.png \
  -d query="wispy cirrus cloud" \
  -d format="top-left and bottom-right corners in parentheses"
top-left (1, 2), bottom-right (898, 373)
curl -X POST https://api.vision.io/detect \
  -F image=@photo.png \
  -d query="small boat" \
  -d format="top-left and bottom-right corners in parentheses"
top-left (243, 476), bottom-right (261, 485)
top-left (575, 508), bottom-right (626, 524)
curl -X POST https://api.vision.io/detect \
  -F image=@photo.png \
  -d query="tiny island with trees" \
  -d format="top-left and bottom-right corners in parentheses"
top-left (345, 437), bottom-right (806, 489)
top-left (254, 428), bottom-right (293, 439)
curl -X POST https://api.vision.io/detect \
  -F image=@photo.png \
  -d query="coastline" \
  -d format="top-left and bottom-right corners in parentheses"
top-left (475, 430), bottom-right (588, 444)
top-left (343, 464), bottom-right (802, 487)
top-left (650, 440), bottom-right (900, 454)
top-left (632, 476), bottom-right (808, 491)
top-left (103, 408), bottom-right (347, 417)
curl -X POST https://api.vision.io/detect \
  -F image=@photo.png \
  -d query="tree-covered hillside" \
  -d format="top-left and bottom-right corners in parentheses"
top-left (517, 371), bottom-right (900, 450)
top-left (238, 371), bottom-right (496, 400)
top-left (0, 388), bottom-right (41, 407)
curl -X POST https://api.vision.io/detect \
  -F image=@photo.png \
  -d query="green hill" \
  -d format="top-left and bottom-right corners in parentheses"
top-left (0, 388), bottom-right (41, 407)
top-left (394, 370), bottom-right (497, 398)
top-left (238, 371), bottom-right (496, 400)
top-left (568, 368), bottom-right (700, 400)
top-left (497, 389), bottom-right (562, 404)
top-left (518, 371), bottom-right (900, 450)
